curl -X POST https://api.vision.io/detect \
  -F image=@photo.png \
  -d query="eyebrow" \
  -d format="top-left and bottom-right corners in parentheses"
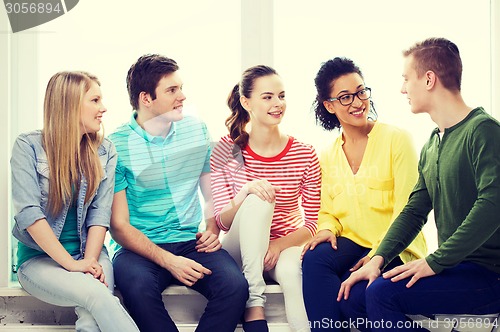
top-left (260, 90), bottom-right (285, 96)
top-left (163, 84), bottom-right (181, 92)
top-left (337, 84), bottom-right (364, 95)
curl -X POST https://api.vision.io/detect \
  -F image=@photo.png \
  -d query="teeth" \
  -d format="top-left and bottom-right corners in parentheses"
top-left (351, 110), bottom-right (363, 115)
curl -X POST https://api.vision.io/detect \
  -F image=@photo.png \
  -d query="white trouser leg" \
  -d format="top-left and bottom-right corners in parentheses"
top-left (268, 246), bottom-right (311, 332)
top-left (222, 194), bottom-right (275, 308)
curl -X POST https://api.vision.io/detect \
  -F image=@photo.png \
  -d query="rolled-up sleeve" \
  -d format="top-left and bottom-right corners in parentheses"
top-left (11, 136), bottom-right (47, 231)
top-left (85, 140), bottom-right (118, 229)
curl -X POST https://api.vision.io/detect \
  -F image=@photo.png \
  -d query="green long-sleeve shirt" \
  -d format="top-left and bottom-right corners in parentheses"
top-left (376, 107), bottom-right (500, 274)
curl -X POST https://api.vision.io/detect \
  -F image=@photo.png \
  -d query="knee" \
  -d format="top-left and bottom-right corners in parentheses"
top-left (340, 284), bottom-right (367, 317)
top-left (365, 277), bottom-right (392, 307)
top-left (115, 271), bottom-right (159, 301)
top-left (302, 243), bottom-right (334, 273)
top-left (211, 263), bottom-right (249, 304)
top-left (225, 273), bottom-right (249, 303)
top-left (275, 262), bottom-right (302, 287)
top-left (244, 194), bottom-right (275, 211)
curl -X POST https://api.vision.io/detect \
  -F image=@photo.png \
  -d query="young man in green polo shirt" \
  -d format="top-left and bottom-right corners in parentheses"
top-left (337, 38), bottom-right (500, 331)
top-left (108, 54), bottom-right (248, 332)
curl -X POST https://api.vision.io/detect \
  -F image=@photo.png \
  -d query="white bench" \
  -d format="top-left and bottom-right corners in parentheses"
top-left (0, 284), bottom-right (291, 332)
top-left (1, 286), bottom-right (498, 332)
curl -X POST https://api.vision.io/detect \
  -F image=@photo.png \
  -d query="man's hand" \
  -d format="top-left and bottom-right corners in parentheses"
top-left (349, 255), bottom-right (371, 272)
top-left (165, 254), bottom-right (212, 286)
top-left (301, 229), bottom-right (336, 259)
top-left (337, 256), bottom-right (384, 301)
top-left (195, 231), bottom-right (221, 253)
top-left (382, 258), bottom-right (435, 288)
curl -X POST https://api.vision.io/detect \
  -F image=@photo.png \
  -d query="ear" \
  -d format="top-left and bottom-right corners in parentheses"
top-left (323, 100), bottom-right (335, 114)
top-left (139, 91), bottom-right (152, 107)
top-left (425, 71), bottom-right (436, 90)
top-left (240, 95), bottom-right (251, 111)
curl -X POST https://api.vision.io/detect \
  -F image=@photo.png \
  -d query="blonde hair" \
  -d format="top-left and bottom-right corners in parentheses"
top-left (42, 71), bottom-right (104, 217)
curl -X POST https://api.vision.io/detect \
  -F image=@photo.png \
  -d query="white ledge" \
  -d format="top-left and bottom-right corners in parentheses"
top-left (0, 283), bottom-right (284, 297)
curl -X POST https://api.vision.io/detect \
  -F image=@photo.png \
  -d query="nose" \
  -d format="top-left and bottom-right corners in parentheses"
top-left (100, 103), bottom-right (107, 113)
top-left (275, 97), bottom-right (284, 107)
top-left (351, 95), bottom-right (363, 107)
top-left (178, 90), bottom-right (186, 101)
top-left (401, 83), bottom-right (407, 94)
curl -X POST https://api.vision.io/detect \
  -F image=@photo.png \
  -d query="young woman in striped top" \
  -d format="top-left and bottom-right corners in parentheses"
top-left (211, 65), bottom-right (321, 332)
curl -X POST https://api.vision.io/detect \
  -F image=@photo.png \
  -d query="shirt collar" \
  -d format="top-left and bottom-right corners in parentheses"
top-left (129, 112), bottom-right (177, 144)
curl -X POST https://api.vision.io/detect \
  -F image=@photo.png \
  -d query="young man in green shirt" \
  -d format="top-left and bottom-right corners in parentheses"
top-left (338, 37), bottom-right (500, 331)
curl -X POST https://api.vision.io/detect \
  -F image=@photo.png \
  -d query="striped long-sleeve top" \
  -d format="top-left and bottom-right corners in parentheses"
top-left (210, 134), bottom-right (321, 240)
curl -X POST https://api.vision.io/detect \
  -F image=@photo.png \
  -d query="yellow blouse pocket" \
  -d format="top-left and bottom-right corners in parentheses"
top-left (367, 177), bottom-right (394, 213)
top-left (325, 182), bottom-right (349, 220)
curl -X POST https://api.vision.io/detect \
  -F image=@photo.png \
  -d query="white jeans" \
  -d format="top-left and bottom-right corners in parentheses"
top-left (222, 194), bottom-right (310, 332)
top-left (17, 250), bottom-right (139, 332)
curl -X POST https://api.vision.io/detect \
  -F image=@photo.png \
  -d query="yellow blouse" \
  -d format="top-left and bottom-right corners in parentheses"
top-left (318, 122), bottom-right (427, 263)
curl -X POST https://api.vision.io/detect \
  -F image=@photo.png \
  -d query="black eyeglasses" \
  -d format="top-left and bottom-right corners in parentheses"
top-left (327, 87), bottom-right (371, 106)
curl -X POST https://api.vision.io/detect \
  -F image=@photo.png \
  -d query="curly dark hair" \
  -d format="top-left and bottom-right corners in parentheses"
top-left (313, 57), bottom-right (376, 131)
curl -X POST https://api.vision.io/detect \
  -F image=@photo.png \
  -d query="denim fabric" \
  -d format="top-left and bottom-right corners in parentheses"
top-left (341, 261), bottom-right (500, 332)
top-left (113, 240), bottom-right (248, 332)
top-left (11, 131), bottom-right (117, 256)
top-left (302, 237), bottom-right (370, 332)
top-left (18, 250), bottom-right (138, 332)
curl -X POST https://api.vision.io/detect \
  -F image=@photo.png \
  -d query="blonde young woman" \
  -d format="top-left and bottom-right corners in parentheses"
top-left (211, 65), bottom-right (321, 332)
top-left (11, 72), bottom-right (139, 332)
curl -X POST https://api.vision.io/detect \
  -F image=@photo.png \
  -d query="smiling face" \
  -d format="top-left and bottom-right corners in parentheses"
top-left (241, 74), bottom-right (286, 127)
top-left (323, 72), bottom-right (370, 129)
top-left (80, 81), bottom-right (106, 135)
top-left (148, 71), bottom-right (186, 122)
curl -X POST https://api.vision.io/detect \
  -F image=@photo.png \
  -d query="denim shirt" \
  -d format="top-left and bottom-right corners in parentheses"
top-left (11, 130), bottom-right (117, 257)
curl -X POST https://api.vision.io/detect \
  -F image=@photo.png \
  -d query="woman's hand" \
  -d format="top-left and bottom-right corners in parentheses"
top-left (301, 229), bottom-right (336, 259)
top-left (243, 179), bottom-right (281, 203)
top-left (70, 257), bottom-right (107, 286)
top-left (264, 240), bottom-right (281, 271)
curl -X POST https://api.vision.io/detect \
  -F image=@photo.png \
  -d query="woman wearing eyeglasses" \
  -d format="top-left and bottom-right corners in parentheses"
top-left (301, 57), bottom-right (427, 331)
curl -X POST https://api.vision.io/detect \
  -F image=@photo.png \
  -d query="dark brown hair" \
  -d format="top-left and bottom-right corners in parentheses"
top-left (225, 65), bottom-right (278, 151)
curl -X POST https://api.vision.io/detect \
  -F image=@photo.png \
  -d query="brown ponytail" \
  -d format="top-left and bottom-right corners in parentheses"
top-left (224, 65), bottom-right (278, 154)
top-left (225, 83), bottom-right (250, 152)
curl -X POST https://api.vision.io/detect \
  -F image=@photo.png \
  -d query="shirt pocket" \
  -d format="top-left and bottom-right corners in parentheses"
top-left (86, 151), bottom-right (109, 203)
top-left (367, 177), bottom-right (394, 213)
top-left (35, 160), bottom-right (50, 209)
top-left (326, 182), bottom-right (349, 220)
top-left (98, 150), bottom-right (109, 181)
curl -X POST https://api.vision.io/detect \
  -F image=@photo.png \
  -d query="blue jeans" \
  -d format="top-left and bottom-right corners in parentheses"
top-left (113, 240), bottom-right (248, 332)
top-left (17, 250), bottom-right (139, 332)
top-left (302, 237), bottom-right (370, 332)
top-left (342, 261), bottom-right (500, 332)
